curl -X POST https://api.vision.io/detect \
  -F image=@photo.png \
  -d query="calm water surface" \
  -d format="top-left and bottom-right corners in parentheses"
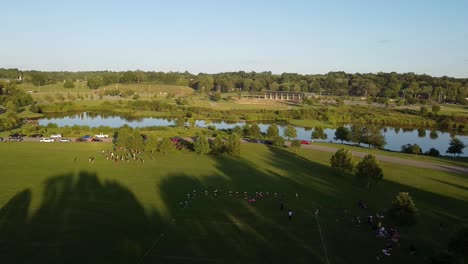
top-left (39, 113), bottom-right (468, 157)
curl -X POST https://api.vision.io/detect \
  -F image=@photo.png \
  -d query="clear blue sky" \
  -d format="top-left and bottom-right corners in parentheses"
top-left (1, 0), bottom-right (467, 77)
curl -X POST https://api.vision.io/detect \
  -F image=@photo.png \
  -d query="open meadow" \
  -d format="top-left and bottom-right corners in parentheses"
top-left (0, 142), bottom-right (466, 263)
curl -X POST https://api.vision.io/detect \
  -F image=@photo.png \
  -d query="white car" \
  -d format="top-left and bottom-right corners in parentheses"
top-left (59, 138), bottom-right (71, 142)
top-left (40, 138), bottom-right (55, 143)
top-left (95, 133), bottom-right (109, 138)
top-left (50, 134), bottom-right (62, 138)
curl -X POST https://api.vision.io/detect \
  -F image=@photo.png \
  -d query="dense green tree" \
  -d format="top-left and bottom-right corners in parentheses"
top-left (334, 126), bottom-right (351, 143)
top-left (212, 135), bottom-right (225, 153)
top-left (63, 80), bottom-right (75, 88)
top-left (194, 134), bottom-right (211, 155)
top-left (115, 127), bottom-right (133, 149)
top-left (226, 133), bottom-right (241, 157)
top-left (432, 104), bottom-right (441, 114)
top-left (158, 137), bottom-right (174, 155)
top-left (365, 127), bottom-right (386, 148)
top-left (389, 192), bottom-right (418, 225)
top-left (266, 125), bottom-right (279, 139)
top-left (356, 154), bottom-right (383, 188)
top-left (29, 103), bottom-right (40, 113)
top-left (232, 125), bottom-right (243, 136)
top-left (145, 134), bottom-right (159, 153)
top-left (272, 136), bottom-right (285, 147)
top-left (283, 125), bottom-right (297, 140)
top-left (311, 126), bottom-right (327, 140)
top-left (425, 148), bottom-right (440, 156)
top-left (120, 71), bottom-right (139, 84)
top-left (350, 125), bottom-right (367, 145)
top-left (420, 106), bottom-right (428, 116)
top-left (446, 137), bottom-right (465, 157)
top-left (5, 101), bottom-right (18, 112)
top-left (187, 117), bottom-right (196, 128)
top-left (2, 69), bottom-right (467, 104)
top-left (290, 139), bottom-right (301, 153)
top-left (30, 72), bottom-right (48, 86)
top-left (330, 148), bottom-right (354, 173)
top-left (249, 124), bottom-right (261, 139)
top-left (87, 76), bottom-right (104, 89)
top-left (131, 129), bottom-right (144, 151)
top-left (176, 78), bottom-right (189, 86)
top-left (269, 82), bottom-right (279, 91)
top-left (196, 75), bottom-right (214, 93)
top-left (401, 144), bottom-right (422, 154)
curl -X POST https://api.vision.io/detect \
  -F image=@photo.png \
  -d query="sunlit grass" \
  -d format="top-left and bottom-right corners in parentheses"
top-left (0, 142), bottom-right (466, 263)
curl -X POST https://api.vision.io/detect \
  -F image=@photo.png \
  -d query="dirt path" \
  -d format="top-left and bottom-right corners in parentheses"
top-left (301, 144), bottom-right (468, 175)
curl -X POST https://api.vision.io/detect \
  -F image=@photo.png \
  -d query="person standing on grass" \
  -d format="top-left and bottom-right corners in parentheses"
top-left (288, 210), bottom-right (293, 221)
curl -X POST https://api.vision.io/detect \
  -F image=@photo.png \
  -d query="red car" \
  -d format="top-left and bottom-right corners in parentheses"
top-left (170, 137), bottom-right (181, 143)
top-left (300, 140), bottom-right (311, 145)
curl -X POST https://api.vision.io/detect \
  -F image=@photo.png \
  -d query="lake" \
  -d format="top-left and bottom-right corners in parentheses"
top-left (39, 112), bottom-right (468, 157)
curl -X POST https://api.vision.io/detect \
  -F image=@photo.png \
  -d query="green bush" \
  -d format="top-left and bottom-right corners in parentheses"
top-left (389, 192), bottom-right (418, 225)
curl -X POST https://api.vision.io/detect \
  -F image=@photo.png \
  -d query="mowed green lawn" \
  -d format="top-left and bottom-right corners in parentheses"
top-left (0, 143), bottom-right (467, 264)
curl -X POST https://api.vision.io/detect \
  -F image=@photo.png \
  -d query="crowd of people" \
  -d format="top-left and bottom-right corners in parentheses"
top-left (85, 147), bottom-right (417, 262)
top-left (177, 189), bottom-right (297, 221)
top-left (100, 148), bottom-right (147, 164)
top-left (337, 200), bottom-right (413, 261)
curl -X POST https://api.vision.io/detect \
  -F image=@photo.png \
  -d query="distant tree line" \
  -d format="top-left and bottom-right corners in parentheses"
top-left (1, 68), bottom-right (467, 104)
top-left (0, 81), bottom-right (34, 130)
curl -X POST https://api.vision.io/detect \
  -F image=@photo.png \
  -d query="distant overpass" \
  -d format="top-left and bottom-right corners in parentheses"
top-left (241, 91), bottom-right (315, 101)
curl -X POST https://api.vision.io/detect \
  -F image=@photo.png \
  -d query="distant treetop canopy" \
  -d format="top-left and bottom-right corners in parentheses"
top-left (1, 68), bottom-right (466, 103)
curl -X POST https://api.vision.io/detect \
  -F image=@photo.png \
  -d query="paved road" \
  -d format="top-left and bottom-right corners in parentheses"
top-left (300, 143), bottom-right (468, 175)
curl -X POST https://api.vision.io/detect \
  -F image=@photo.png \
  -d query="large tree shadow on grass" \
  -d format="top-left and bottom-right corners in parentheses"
top-left (1, 147), bottom-right (467, 264)
top-left (147, 146), bottom-right (468, 264)
top-left (0, 171), bottom-right (164, 264)
top-left (144, 150), bottom-right (346, 264)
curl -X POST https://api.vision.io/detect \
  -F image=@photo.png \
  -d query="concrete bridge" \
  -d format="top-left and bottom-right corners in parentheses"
top-left (242, 91), bottom-right (313, 101)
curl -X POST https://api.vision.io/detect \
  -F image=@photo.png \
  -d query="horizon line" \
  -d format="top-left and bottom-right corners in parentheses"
top-left (1, 67), bottom-right (467, 79)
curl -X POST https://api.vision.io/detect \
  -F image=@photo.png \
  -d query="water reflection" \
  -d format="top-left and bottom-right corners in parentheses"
top-left (38, 112), bottom-right (468, 157)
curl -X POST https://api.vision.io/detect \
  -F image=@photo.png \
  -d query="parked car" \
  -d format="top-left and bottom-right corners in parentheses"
top-left (40, 138), bottom-right (55, 143)
top-left (95, 133), bottom-right (109, 138)
top-left (82, 135), bottom-right (92, 139)
top-left (91, 138), bottom-right (103, 142)
top-left (9, 136), bottom-right (23, 142)
top-left (30, 133), bottom-right (43, 138)
top-left (59, 138), bottom-right (72, 142)
top-left (0, 137), bottom-right (4, 142)
top-left (300, 140), bottom-right (311, 145)
top-left (50, 134), bottom-right (62, 138)
top-left (75, 137), bottom-right (88, 142)
top-left (262, 140), bottom-right (274, 145)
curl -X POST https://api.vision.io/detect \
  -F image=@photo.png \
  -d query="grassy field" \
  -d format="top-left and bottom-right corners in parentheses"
top-left (98, 83), bottom-right (194, 97)
top-left (0, 142), bottom-right (466, 263)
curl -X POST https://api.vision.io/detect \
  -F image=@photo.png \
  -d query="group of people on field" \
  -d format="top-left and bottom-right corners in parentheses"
top-left (178, 189), bottom-right (297, 221)
top-left (337, 200), bottom-right (414, 261)
top-left (101, 148), bottom-right (146, 164)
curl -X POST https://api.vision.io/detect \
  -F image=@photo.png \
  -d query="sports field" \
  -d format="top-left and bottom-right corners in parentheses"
top-left (0, 142), bottom-right (466, 263)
